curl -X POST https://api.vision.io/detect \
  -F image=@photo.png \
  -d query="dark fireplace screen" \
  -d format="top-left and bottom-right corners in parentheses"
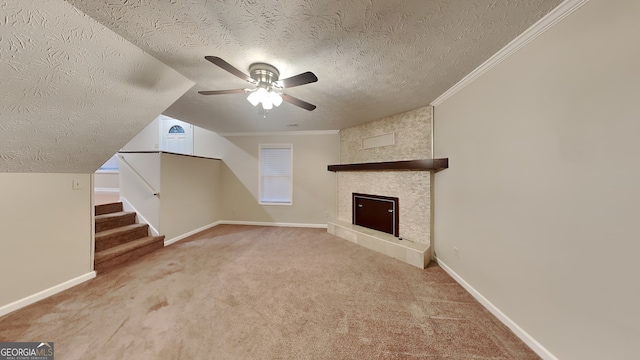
top-left (352, 193), bottom-right (399, 237)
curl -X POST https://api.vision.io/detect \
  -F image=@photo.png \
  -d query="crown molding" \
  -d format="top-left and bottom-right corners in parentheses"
top-left (431, 0), bottom-right (590, 106)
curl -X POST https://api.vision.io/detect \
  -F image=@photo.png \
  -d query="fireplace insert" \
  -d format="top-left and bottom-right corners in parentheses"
top-left (352, 193), bottom-right (399, 237)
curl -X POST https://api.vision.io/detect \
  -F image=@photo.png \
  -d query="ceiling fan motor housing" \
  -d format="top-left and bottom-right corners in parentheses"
top-left (249, 63), bottom-right (280, 88)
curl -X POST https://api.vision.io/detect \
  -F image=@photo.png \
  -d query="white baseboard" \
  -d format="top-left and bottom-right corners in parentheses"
top-left (0, 272), bottom-right (96, 318)
top-left (94, 187), bottom-right (119, 193)
top-left (435, 258), bottom-right (558, 360)
top-left (164, 221), bottom-right (222, 246)
top-left (164, 220), bottom-right (327, 247)
top-left (221, 220), bottom-right (328, 229)
top-left (120, 197), bottom-right (159, 236)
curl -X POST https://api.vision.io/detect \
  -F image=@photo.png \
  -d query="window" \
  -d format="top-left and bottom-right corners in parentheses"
top-left (168, 125), bottom-right (185, 134)
top-left (259, 144), bottom-right (293, 205)
top-left (97, 154), bottom-right (119, 172)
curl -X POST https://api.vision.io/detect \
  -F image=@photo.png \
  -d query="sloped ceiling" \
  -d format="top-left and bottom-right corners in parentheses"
top-left (0, 0), bottom-right (194, 173)
top-left (64, 0), bottom-right (563, 133)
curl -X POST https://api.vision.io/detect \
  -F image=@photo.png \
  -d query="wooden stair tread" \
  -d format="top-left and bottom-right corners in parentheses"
top-left (95, 223), bottom-right (150, 252)
top-left (95, 202), bottom-right (123, 215)
top-left (95, 211), bottom-right (135, 222)
top-left (93, 204), bottom-right (164, 274)
top-left (94, 211), bottom-right (137, 233)
top-left (95, 223), bottom-right (148, 239)
top-left (95, 236), bottom-right (164, 264)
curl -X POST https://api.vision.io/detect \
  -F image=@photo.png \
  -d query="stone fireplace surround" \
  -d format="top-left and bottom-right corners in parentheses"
top-left (337, 170), bottom-right (431, 244)
top-left (327, 106), bottom-right (445, 269)
top-left (327, 159), bottom-right (447, 269)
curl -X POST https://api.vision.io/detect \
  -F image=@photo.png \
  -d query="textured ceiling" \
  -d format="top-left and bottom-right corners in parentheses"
top-left (64, 0), bottom-right (563, 133)
top-left (0, 0), bottom-right (193, 172)
top-left (1, 0), bottom-right (564, 173)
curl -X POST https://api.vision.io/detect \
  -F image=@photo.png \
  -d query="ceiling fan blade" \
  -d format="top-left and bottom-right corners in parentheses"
top-left (198, 89), bottom-right (247, 95)
top-left (204, 56), bottom-right (254, 83)
top-left (281, 93), bottom-right (316, 111)
top-left (277, 72), bottom-right (318, 88)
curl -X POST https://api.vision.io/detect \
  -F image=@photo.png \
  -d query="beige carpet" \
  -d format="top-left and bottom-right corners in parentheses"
top-left (0, 225), bottom-right (539, 359)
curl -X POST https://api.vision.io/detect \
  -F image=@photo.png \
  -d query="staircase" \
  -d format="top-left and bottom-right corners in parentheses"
top-left (94, 202), bottom-right (164, 273)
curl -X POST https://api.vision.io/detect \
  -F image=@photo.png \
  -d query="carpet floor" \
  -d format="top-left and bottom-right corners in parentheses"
top-left (0, 225), bottom-right (539, 359)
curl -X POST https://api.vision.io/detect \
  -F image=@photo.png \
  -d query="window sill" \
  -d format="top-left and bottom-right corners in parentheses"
top-left (259, 202), bottom-right (293, 206)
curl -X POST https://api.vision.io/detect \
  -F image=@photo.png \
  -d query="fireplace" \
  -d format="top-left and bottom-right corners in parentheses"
top-left (352, 193), bottom-right (399, 237)
top-left (336, 170), bottom-right (432, 245)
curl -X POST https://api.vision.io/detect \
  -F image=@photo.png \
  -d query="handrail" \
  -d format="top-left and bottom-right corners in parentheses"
top-left (117, 154), bottom-right (159, 196)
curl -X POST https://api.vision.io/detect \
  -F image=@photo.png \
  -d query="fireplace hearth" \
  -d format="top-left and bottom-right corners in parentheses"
top-left (352, 193), bottom-right (399, 237)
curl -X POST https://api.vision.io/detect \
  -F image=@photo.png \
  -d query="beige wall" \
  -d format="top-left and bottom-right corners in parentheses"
top-left (0, 173), bottom-right (92, 308)
top-left (121, 119), bottom-right (339, 226)
top-left (119, 153), bottom-right (161, 232)
top-left (160, 153), bottom-right (222, 240)
top-left (121, 117), bottom-right (160, 152)
top-left (337, 106), bottom-right (432, 244)
top-left (119, 152), bottom-right (222, 241)
top-left (94, 172), bottom-right (119, 189)
top-left (433, 1), bottom-right (640, 359)
top-left (193, 127), bottom-right (225, 159)
top-left (120, 130), bottom-right (337, 238)
top-left (122, 117), bottom-right (225, 160)
top-left (220, 133), bottom-right (339, 225)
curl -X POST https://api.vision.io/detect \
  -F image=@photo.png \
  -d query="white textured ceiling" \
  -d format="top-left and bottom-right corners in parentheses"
top-left (0, 0), bottom-right (193, 173)
top-left (1, 0), bottom-right (564, 172)
top-left (64, 0), bottom-right (563, 133)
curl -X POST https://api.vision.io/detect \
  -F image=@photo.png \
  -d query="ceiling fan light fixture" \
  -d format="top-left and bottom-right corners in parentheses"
top-left (269, 91), bottom-right (283, 107)
top-left (247, 87), bottom-right (266, 106)
top-left (247, 87), bottom-right (281, 110)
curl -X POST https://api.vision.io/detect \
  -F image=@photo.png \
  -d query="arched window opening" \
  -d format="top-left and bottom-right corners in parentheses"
top-left (168, 125), bottom-right (185, 134)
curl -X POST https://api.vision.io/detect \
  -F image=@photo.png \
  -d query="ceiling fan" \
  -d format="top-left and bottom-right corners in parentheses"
top-left (198, 56), bottom-right (318, 111)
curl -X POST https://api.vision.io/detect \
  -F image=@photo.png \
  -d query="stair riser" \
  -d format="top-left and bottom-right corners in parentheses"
top-left (93, 202), bottom-right (164, 275)
top-left (95, 213), bottom-right (136, 233)
top-left (95, 202), bottom-right (123, 216)
top-left (96, 226), bottom-right (149, 252)
top-left (95, 240), bottom-right (164, 273)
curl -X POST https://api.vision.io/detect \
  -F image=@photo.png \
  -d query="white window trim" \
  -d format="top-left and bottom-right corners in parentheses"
top-left (259, 143), bottom-right (293, 206)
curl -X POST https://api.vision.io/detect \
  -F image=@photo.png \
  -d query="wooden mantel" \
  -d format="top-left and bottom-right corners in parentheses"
top-left (327, 158), bottom-right (448, 172)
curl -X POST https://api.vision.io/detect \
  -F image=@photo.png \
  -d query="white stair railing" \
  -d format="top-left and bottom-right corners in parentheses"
top-left (117, 154), bottom-right (159, 196)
